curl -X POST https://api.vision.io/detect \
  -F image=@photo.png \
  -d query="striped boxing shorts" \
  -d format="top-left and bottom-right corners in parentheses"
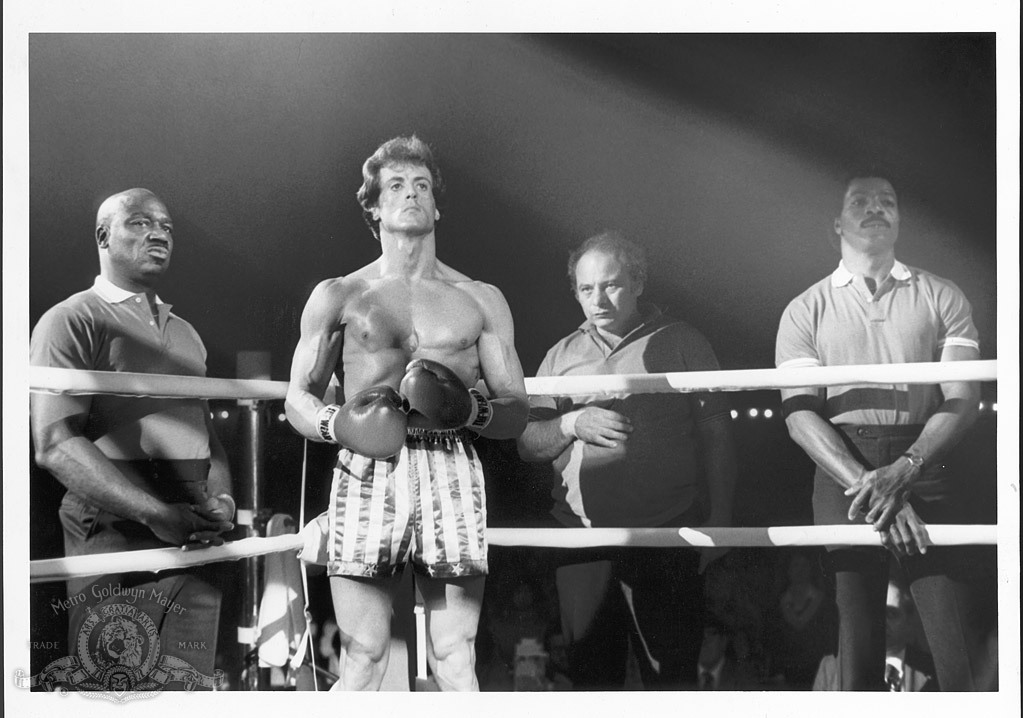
top-left (326, 428), bottom-right (488, 579)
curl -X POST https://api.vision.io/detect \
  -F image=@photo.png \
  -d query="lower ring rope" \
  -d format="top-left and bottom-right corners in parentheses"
top-left (30, 524), bottom-right (997, 584)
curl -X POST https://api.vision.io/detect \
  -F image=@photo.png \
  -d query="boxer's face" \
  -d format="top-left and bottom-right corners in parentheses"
top-left (372, 163), bottom-right (440, 237)
top-left (834, 177), bottom-right (900, 252)
top-left (574, 250), bottom-right (643, 337)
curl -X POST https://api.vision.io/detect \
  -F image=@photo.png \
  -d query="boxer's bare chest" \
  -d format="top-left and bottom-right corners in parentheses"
top-left (341, 277), bottom-right (483, 358)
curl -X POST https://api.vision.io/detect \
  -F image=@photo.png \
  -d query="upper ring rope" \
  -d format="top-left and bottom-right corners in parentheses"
top-left (29, 360), bottom-right (998, 400)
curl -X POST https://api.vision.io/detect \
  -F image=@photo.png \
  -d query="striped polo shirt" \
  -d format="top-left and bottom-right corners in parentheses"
top-left (775, 260), bottom-right (979, 426)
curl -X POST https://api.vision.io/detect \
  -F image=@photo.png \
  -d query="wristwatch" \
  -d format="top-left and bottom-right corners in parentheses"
top-left (901, 451), bottom-right (925, 470)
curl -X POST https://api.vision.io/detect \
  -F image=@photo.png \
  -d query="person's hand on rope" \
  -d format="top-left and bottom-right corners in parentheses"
top-left (879, 503), bottom-right (930, 557)
top-left (149, 502), bottom-right (233, 550)
top-left (195, 493), bottom-right (236, 522)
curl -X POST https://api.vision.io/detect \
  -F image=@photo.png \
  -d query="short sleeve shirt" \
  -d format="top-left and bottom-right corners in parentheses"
top-left (30, 276), bottom-right (212, 460)
top-left (775, 261), bottom-right (979, 425)
top-left (530, 305), bottom-right (731, 528)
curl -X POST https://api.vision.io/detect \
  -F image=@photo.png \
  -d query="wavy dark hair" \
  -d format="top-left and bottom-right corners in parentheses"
top-left (356, 135), bottom-right (446, 240)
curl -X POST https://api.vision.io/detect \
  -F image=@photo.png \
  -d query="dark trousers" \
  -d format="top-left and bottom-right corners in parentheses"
top-left (815, 425), bottom-right (997, 691)
top-left (60, 459), bottom-right (223, 689)
top-left (554, 543), bottom-right (704, 690)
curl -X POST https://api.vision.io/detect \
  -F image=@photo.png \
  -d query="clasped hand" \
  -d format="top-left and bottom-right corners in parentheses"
top-left (879, 503), bottom-right (930, 557)
top-left (570, 406), bottom-right (632, 448)
top-left (152, 496), bottom-right (235, 550)
top-left (844, 460), bottom-right (916, 530)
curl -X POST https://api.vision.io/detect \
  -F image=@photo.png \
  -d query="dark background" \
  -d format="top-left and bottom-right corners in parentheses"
top-left (29, 34), bottom-right (997, 377)
top-left (27, 34), bottom-right (1000, 687)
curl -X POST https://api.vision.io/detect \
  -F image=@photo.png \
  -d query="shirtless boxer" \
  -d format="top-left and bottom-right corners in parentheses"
top-left (285, 136), bottom-right (528, 691)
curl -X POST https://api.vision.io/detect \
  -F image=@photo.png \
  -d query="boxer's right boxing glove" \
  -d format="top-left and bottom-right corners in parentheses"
top-left (315, 386), bottom-right (409, 459)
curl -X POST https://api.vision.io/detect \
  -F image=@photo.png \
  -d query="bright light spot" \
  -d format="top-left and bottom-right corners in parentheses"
top-left (978, 402), bottom-right (986, 411)
top-left (219, 410), bottom-right (230, 420)
top-left (730, 410), bottom-right (738, 420)
top-left (209, 412), bottom-right (215, 420)
top-left (763, 408), bottom-right (774, 419)
top-left (992, 403), bottom-right (998, 412)
top-left (748, 408), bottom-right (759, 419)
top-left (278, 413), bottom-right (287, 422)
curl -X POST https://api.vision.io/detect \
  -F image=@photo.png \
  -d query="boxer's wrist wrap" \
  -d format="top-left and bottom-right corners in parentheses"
top-left (316, 404), bottom-right (342, 443)
top-left (465, 388), bottom-right (493, 431)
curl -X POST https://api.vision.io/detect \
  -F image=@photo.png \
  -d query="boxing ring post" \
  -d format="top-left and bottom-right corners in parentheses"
top-left (236, 351), bottom-right (271, 691)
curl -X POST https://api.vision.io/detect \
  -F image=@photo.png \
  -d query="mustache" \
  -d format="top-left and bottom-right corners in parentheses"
top-left (860, 215), bottom-right (891, 228)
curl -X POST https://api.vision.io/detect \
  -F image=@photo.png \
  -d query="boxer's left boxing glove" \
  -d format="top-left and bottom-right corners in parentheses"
top-left (399, 358), bottom-right (492, 431)
top-left (316, 385), bottom-right (409, 458)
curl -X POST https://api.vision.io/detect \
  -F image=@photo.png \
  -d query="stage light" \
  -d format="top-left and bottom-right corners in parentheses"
top-left (730, 410), bottom-right (738, 419)
top-left (763, 408), bottom-right (774, 419)
top-left (278, 413), bottom-right (287, 422)
top-left (219, 410), bottom-right (230, 420)
top-left (748, 408), bottom-right (759, 418)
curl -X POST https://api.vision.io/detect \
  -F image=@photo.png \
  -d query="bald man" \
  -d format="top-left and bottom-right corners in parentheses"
top-left (31, 188), bottom-right (234, 690)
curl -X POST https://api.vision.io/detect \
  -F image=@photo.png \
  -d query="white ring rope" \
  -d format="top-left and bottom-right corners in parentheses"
top-left (30, 525), bottom-right (998, 584)
top-left (29, 360), bottom-right (998, 400)
top-left (27, 360), bottom-right (1001, 585)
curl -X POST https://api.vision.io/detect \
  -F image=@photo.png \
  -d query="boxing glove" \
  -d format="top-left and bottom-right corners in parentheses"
top-left (399, 358), bottom-right (492, 431)
top-left (316, 385), bottom-right (409, 459)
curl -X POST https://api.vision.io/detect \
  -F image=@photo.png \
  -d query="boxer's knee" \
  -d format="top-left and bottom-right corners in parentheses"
top-left (337, 634), bottom-right (390, 690)
top-left (429, 632), bottom-right (478, 691)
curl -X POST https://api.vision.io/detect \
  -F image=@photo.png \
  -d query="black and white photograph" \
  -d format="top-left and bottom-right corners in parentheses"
top-left (4, 2), bottom-right (1019, 716)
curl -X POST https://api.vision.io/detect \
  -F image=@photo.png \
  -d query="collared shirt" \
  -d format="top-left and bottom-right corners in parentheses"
top-left (775, 260), bottom-right (979, 426)
top-left (530, 305), bottom-right (730, 528)
top-left (30, 276), bottom-right (212, 460)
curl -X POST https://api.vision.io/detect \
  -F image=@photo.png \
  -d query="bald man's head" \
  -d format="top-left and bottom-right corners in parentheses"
top-left (95, 188), bottom-right (174, 292)
top-left (96, 188), bottom-right (162, 230)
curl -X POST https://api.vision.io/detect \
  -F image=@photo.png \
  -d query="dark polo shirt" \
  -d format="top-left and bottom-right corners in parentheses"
top-left (529, 305), bottom-right (730, 528)
top-left (30, 275), bottom-right (212, 461)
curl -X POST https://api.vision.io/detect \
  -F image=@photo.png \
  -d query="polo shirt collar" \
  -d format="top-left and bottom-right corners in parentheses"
top-left (93, 275), bottom-right (165, 305)
top-left (831, 259), bottom-right (912, 287)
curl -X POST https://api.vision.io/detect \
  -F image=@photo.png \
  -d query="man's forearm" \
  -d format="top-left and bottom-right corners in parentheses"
top-left (36, 435), bottom-right (170, 526)
top-left (206, 430), bottom-right (234, 499)
top-left (904, 390), bottom-right (979, 470)
top-left (285, 387), bottom-right (329, 442)
top-left (785, 410), bottom-right (867, 490)
top-left (517, 413), bottom-right (578, 463)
